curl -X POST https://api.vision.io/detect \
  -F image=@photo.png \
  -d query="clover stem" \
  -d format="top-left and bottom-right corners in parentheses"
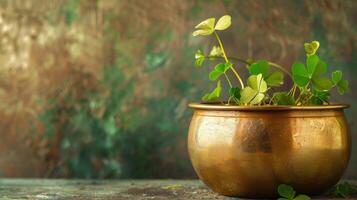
top-left (295, 84), bottom-right (310, 105)
top-left (214, 31), bottom-right (245, 88)
top-left (207, 56), bottom-right (292, 78)
top-left (302, 93), bottom-right (314, 105)
top-left (207, 56), bottom-right (250, 65)
top-left (268, 62), bottom-right (293, 78)
top-left (292, 84), bottom-right (297, 98)
top-left (224, 73), bottom-right (233, 88)
top-left (269, 93), bottom-right (277, 104)
top-left (288, 84), bottom-right (297, 96)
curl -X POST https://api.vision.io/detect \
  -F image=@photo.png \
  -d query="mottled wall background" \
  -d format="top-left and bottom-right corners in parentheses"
top-left (0, 0), bottom-right (356, 178)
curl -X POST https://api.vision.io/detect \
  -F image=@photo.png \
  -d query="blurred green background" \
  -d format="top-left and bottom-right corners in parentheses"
top-left (0, 0), bottom-right (355, 179)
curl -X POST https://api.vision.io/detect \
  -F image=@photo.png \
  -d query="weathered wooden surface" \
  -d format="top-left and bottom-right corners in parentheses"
top-left (0, 179), bottom-right (355, 200)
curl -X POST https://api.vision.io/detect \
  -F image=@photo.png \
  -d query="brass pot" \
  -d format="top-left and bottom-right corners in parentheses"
top-left (187, 103), bottom-right (350, 198)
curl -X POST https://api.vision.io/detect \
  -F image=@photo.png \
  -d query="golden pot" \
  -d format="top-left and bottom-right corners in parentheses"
top-left (187, 103), bottom-right (350, 198)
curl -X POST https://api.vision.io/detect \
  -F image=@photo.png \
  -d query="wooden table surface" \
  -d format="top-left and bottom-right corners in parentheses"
top-left (0, 179), bottom-right (355, 200)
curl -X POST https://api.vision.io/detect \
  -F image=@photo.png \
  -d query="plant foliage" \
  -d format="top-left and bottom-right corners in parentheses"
top-left (277, 184), bottom-right (311, 200)
top-left (330, 182), bottom-right (357, 198)
top-left (192, 15), bottom-right (349, 105)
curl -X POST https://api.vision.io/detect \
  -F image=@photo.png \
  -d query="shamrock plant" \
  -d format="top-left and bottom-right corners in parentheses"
top-left (330, 182), bottom-right (357, 198)
top-left (277, 184), bottom-right (310, 200)
top-left (192, 15), bottom-right (349, 105)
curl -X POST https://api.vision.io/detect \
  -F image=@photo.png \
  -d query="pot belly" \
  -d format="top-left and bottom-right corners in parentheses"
top-left (187, 110), bottom-right (350, 198)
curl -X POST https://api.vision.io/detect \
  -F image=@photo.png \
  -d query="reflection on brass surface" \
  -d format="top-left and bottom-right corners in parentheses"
top-left (187, 103), bottom-right (350, 198)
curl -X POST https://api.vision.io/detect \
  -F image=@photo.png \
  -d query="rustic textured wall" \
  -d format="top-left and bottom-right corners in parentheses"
top-left (0, 0), bottom-right (355, 178)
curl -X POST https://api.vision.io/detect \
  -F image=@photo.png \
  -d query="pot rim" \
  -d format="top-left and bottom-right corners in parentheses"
top-left (188, 102), bottom-right (350, 111)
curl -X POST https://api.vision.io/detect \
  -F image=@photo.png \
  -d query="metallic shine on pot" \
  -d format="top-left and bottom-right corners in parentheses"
top-left (187, 103), bottom-right (350, 198)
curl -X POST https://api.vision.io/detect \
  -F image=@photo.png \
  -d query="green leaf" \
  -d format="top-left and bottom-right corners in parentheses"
top-left (192, 17), bottom-right (215, 36)
top-left (194, 50), bottom-right (205, 67)
top-left (209, 46), bottom-right (222, 59)
top-left (240, 74), bottom-right (267, 105)
top-left (337, 80), bottom-right (349, 95)
top-left (332, 70), bottom-right (342, 85)
top-left (195, 17), bottom-right (215, 30)
top-left (229, 87), bottom-right (241, 99)
top-left (311, 90), bottom-right (330, 105)
top-left (208, 71), bottom-right (222, 81)
top-left (214, 15), bottom-right (231, 30)
top-left (208, 62), bottom-right (231, 80)
top-left (278, 184), bottom-right (296, 199)
top-left (266, 71), bottom-right (284, 86)
top-left (229, 87), bottom-right (241, 103)
top-left (192, 29), bottom-right (214, 36)
top-left (333, 182), bottom-right (357, 198)
top-left (240, 87), bottom-right (264, 104)
top-left (312, 77), bottom-right (333, 91)
top-left (273, 92), bottom-right (295, 105)
top-left (330, 70), bottom-right (349, 95)
top-left (312, 60), bottom-right (327, 78)
top-left (294, 194), bottom-right (311, 200)
top-left (202, 80), bottom-right (221, 101)
top-left (292, 63), bottom-right (309, 87)
top-left (248, 74), bottom-right (267, 92)
top-left (304, 41), bottom-right (320, 56)
top-left (306, 55), bottom-right (319, 76)
top-left (248, 60), bottom-right (269, 77)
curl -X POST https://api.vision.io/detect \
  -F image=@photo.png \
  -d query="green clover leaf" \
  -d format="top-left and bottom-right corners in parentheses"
top-left (202, 80), bottom-right (221, 101)
top-left (304, 40), bottom-right (320, 56)
top-left (292, 55), bottom-right (333, 91)
top-left (306, 54), bottom-right (319, 75)
top-left (332, 70), bottom-right (349, 94)
top-left (194, 49), bottom-right (205, 67)
top-left (277, 184), bottom-right (311, 200)
top-left (266, 71), bottom-right (284, 86)
top-left (229, 87), bottom-right (241, 103)
top-left (278, 184), bottom-right (296, 199)
top-left (312, 77), bottom-right (333, 91)
top-left (337, 80), bottom-right (349, 95)
top-left (209, 46), bottom-right (223, 59)
top-left (294, 195), bottom-right (311, 200)
top-left (192, 17), bottom-right (215, 36)
top-left (332, 70), bottom-right (342, 84)
top-left (192, 15), bottom-right (232, 36)
top-left (248, 60), bottom-right (284, 87)
top-left (312, 60), bottom-right (327, 78)
top-left (333, 182), bottom-right (357, 198)
top-left (311, 90), bottom-right (330, 105)
top-left (249, 60), bottom-right (269, 77)
top-left (209, 62), bottom-right (232, 81)
top-left (292, 62), bottom-right (310, 87)
top-left (240, 74), bottom-right (267, 105)
top-left (272, 92), bottom-right (295, 105)
top-left (214, 15), bottom-right (231, 30)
